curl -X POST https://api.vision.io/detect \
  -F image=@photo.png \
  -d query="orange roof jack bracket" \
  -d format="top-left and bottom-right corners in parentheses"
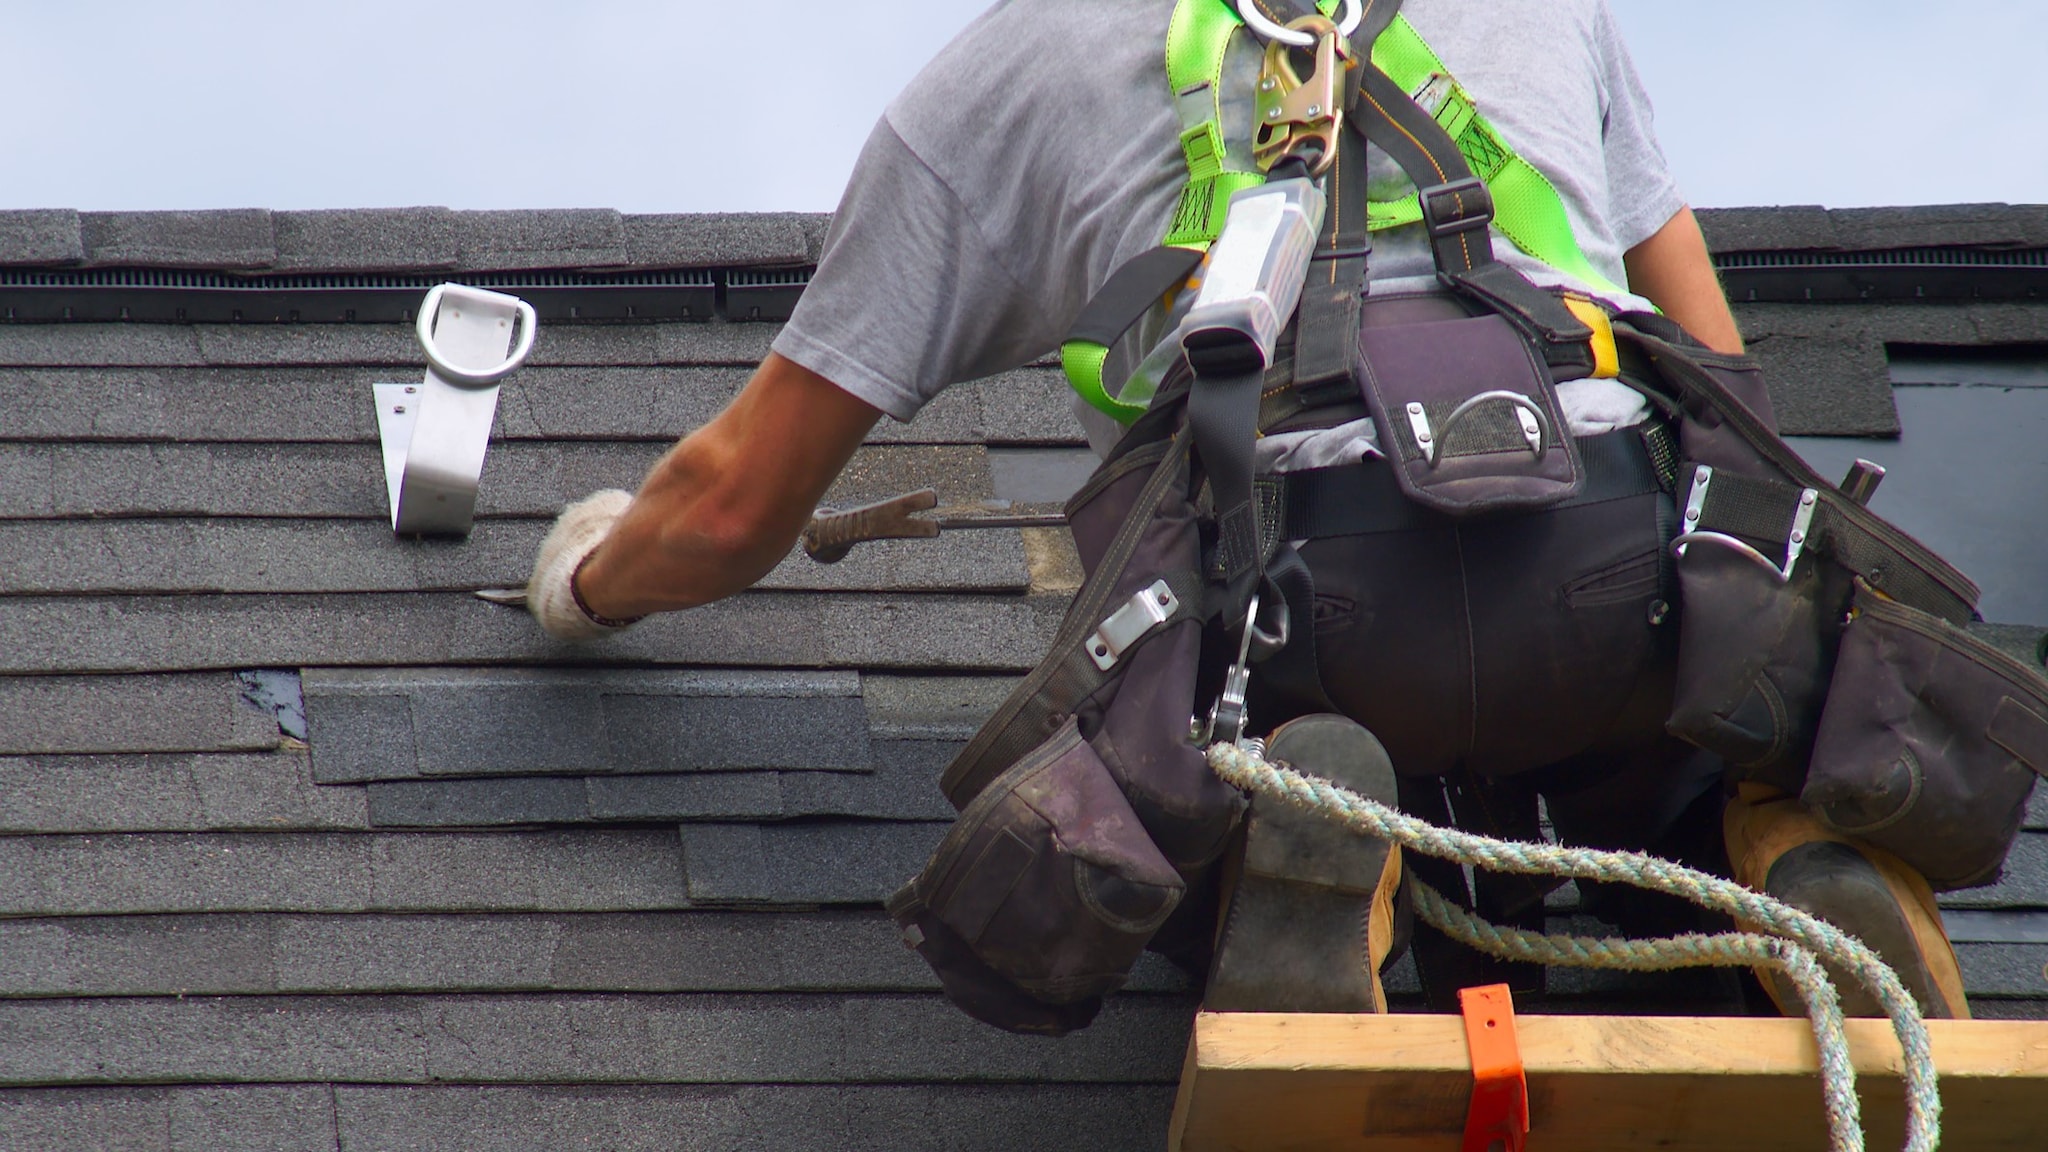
top-left (1459, 984), bottom-right (1530, 1152)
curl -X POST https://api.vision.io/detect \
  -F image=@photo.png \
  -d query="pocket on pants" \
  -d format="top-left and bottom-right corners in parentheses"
top-left (892, 719), bottom-right (1184, 1014)
top-left (1803, 585), bottom-right (2048, 890)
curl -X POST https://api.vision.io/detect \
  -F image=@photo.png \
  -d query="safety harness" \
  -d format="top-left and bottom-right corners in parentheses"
top-left (1062, 0), bottom-right (1620, 424)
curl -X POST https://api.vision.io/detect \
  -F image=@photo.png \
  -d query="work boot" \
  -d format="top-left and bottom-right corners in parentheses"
top-left (1725, 785), bottom-right (1970, 1019)
top-left (1205, 714), bottom-right (1405, 1013)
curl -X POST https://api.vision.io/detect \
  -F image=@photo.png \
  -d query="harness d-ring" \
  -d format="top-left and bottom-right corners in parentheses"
top-left (1236, 0), bottom-right (1360, 46)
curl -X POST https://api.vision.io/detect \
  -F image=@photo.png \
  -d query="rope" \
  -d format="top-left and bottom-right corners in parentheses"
top-left (1206, 739), bottom-right (1942, 1152)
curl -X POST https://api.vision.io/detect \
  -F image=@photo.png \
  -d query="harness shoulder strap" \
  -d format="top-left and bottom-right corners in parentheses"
top-left (1364, 15), bottom-right (1625, 299)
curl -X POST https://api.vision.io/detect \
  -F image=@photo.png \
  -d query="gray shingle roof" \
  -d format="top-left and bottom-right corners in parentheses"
top-left (2, 204), bottom-right (2045, 1147)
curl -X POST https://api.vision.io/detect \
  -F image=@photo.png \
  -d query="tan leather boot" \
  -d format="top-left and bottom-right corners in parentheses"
top-left (1205, 714), bottom-right (1405, 1013)
top-left (1725, 784), bottom-right (1970, 1019)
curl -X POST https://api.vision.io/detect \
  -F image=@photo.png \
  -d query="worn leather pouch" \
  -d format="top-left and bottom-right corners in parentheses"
top-left (1802, 585), bottom-right (2048, 890)
top-left (1355, 312), bottom-right (1582, 516)
top-left (887, 718), bottom-right (1184, 1033)
top-left (1666, 492), bottom-right (1846, 794)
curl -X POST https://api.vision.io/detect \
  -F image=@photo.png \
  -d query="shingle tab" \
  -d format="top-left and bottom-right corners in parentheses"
top-left (861, 676), bottom-right (1016, 739)
top-left (366, 776), bottom-right (594, 827)
top-left (0, 1086), bottom-right (340, 1152)
top-left (329, 1084), bottom-right (1174, 1152)
top-left (454, 210), bottom-right (627, 271)
top-left (0, 993), bottom-right (1187, 1087)
top-left (0, 910), bottom-right (1146, 997)
top-left (0, 752), bottom-right (368, 835)
top-left (305, 668), bottom-right (869, 782)
top-left (0, 209), bottom-right (84, 266)
top-left (1697, 205), bottom-right (1838, 253)
top-left (1828, 204), bottom-right (2032, 251)
top-left (622, 213), bottom-right (813, 268)
top-left (363, 737), bottom-right (961, 827)
top-left (0, 365), bottom-right (1080, 446)
top-left (0, 830), bottom-right (686, 916)
top-left (0, 442), bottom-right (1005, 525)
top-left (1956, 943), bottom-right (2048, 998)
top-left (272, 207), bottom-right (460, 272)
top-left (678, 822), bottom-right (947, 904)
top-left (1745, 333), bottom-right (1901, 436)
top-left (80, 210), bottom-right (277, 270)
top-left (0, 673), bottom-right (277, 755)
top-left (0, 592), bottom-right (1065, 676)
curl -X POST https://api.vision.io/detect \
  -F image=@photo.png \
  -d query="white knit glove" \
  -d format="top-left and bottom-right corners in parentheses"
top-left (528, 489), bottom-right (642, 640)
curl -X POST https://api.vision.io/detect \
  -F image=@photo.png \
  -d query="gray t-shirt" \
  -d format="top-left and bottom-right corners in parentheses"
top-left (775, 0), bottom-right (1685, 435)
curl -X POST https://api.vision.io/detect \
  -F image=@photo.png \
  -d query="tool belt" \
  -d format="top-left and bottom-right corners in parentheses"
top-left (888, 2), bottom-right (2048, 1035)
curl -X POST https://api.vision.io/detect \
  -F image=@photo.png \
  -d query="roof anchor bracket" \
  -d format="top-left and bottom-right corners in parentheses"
top-left (374, 283), bottom-right (538, 536)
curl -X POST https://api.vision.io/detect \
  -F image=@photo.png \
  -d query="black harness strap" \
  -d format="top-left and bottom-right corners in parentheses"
top-left (1290, 0), bottom-right (1403, 390)
top-left (1348, 62), bottom-right (1598, 379)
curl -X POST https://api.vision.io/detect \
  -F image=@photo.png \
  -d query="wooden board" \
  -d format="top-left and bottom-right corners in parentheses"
top-left (1170, 1012), bottom-right (2048, 1151)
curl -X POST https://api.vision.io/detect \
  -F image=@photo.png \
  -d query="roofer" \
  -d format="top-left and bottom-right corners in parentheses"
top-left (521, 0), bottom-right (1986, 1029)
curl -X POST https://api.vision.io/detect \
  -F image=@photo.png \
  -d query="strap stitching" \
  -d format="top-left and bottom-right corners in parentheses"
top-left (1358, 83), bottom-right (1475, 272)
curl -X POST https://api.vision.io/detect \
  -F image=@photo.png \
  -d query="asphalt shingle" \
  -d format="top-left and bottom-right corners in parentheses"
top-left (0, 592), bottom-right (1065, 676)
top-left (677, 822), bottom-right (948, 905)
top-left (79, 210), bottom-right (277, 270)
top-left (0, 1086), bottom-right (340, 1152)
top-left (0, 209), bottom-right (85, 266)
top-left (1743, 332), bottom-right (1901, 436)
top-left (305, 668), bottom-right (869, 783)
top-left (271, 207), bottom-right (460, 272)
top-left (0, 830), bottom-right (687, 917)
top-left (329, 1084), bottom-right (1174, 1152)
top-left (0, 993), bottom-right (1187, 1086)
top-left (0, 364), bottom-right (1081, 445)
top-left (1698, 205), bottom-right (1839, 253)
top-left (0, 674), bottom-right (277, 755)
top-left (453, 209), bottom-right (627, 272)
top-left (0, 752), bottom-right (368, 835)
top-left (622, 213), bottom-right (814, 269)
top-left (0, 442), bottom-right (1012, 527)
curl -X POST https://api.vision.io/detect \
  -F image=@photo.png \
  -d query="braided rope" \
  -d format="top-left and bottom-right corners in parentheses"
top-left (1414, 880), bottom-right (1861, 1151)
top-left (1207, 740), bottom-right (1941, 1152)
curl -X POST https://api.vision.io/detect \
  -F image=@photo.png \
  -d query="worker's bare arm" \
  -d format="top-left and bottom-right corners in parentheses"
top-left (573, 352), bottom-right (883, 619)
top-left (1624, 206), bottom-right (1744, 355)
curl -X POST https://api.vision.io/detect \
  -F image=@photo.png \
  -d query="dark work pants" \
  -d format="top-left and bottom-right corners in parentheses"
top-left (1257, 477), bottom-right (1735, 1008)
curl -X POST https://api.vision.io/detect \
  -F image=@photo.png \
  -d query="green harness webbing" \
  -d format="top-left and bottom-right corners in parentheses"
top-left (1366, 16), bottom-right (1622, 297)
top-left (1062, 0), bottom-right (1620, 421)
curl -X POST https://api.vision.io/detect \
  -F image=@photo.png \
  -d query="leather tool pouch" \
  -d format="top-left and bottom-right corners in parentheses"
top-left (1665, 465), bottom-right (1846, 795)
top-left (1624, 324), bottom-right (2034, 890)
top-left (1803, 585), bottom-right (2048, 890)
top-left (886, 718), bottom-right (1185, 1035)
top-left (890, 417), bottom-right (1243, 1036)
top-left (1355, 312), bottom-right (1583, 516)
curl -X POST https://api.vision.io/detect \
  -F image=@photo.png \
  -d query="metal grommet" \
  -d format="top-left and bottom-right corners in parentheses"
top-left (1647, 599), bottom-right (1671, 627)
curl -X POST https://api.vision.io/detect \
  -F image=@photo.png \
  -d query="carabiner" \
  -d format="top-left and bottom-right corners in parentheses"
top-left (1253, 15), bottom-right (1350, 175)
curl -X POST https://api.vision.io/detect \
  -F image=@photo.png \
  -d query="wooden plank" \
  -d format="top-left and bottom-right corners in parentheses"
top-left (1170, 1011), bottom-right (2048, 1152)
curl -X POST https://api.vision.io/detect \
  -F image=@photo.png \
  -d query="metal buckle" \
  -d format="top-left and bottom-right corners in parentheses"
top-left (1418, 176), bottom-right (1494, 238)
top-left (1253, 16), bottom-right (1351, 175)
top-left (1671, 465), bottom-right (1820, 583)
top-left (1086, 580), bottom-right (1181, 672)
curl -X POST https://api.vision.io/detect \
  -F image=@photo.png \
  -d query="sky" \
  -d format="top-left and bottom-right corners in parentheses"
top-left (3, 0), bottom-right (2043, 214)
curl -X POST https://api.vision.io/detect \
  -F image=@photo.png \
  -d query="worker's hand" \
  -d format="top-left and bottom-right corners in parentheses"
top-left (527, 489), bottom-right (642, 639)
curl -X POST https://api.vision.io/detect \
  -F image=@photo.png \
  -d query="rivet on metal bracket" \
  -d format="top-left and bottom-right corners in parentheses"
top-left (375, 283), bottom-right (538, 536)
